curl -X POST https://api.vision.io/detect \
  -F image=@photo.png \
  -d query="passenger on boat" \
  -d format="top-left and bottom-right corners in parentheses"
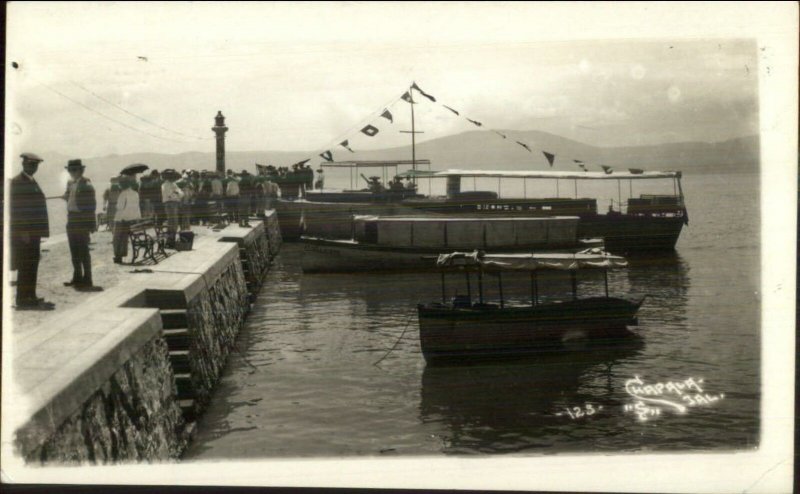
top-left (390, 176), bottom-right (405, 191)
top-left (367, 176), bottom-right (385, 193)
top-left (314, 168), bottom-right (325, 190)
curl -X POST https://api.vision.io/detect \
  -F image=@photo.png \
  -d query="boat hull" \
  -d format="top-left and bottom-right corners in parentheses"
top-left (300, 236), bottom-right (602, 273)
top-left (417, 297), bottom-right (642, 364)
top-left (277, 197), bottom-right (684, 252)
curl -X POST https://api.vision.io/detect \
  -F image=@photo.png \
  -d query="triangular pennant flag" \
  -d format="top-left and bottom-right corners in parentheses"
top-left (601, 165), bottom-right (613, 174)
top-left (466, 118), bottom-right (483, 127)
top-left (573, 159), bottom-right (584, 164)
top-left (542, 151), bottom-right (555, 167)
top-left (380, 109), bottom-right (393, 123)
top-left (339, 140), bottom-right (355, 153)
top-left (579, 164), bottom-right (588, 172)
top-left (493, 130), bottom-right (507, 139)
top-left (629, 168), bottom-right (644, 174)
top-left (443, 105), bottom-right (460, 116)
top-left (401, 91), bottom-right (415, 103)
top-left (411, 82), bottom-right (437, 102)
top-left (516, 141), bottom-right (531, 152)
top-left (295, 158), bottom-right (311, 167)
top-left (361, 124), bottom-right (380, 137)
top-left (319, 151), bottom-right (333, 162)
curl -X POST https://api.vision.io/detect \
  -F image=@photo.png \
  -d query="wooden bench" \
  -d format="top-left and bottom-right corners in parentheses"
top-left (128, 220), bottom-right (167, 264)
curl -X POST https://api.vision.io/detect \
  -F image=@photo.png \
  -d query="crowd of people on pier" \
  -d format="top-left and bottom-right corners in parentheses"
top-left (8, 152), bottom-right (280, 311)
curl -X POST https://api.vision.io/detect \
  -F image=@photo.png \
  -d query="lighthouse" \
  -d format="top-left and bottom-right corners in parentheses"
top-left (212, 111), bottom-right (228, 174)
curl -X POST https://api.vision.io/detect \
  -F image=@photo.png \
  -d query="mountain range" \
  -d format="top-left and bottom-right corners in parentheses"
top-left (20, 130), bottom-right (759, 195)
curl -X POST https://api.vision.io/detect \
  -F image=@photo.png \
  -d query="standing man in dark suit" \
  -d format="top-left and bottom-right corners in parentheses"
top-left (62, 159), bottom-right (102, 292)
top-left (10, 153), bottom-right (55, 310)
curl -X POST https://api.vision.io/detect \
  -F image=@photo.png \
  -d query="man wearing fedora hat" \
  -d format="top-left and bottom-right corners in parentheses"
top-left (10, 153), bottom-right (55, 310)
top-left (62, 159), bottom-right (102, 291)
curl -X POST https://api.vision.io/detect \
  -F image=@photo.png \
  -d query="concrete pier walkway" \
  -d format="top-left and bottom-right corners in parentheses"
top-left (4, 212), bottom-right (281, 465)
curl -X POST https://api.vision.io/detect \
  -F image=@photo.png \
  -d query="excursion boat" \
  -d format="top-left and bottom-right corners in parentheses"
top-left (301, 215), bottom-right (603, 273)
top-left (417, 250), bottom-right (644, 364)
top-left (277, 163), bottom-right (688, 253)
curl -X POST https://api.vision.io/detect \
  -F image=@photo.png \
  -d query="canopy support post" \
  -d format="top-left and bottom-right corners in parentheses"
top-left (498, 271), bottom-right (504, 308)
top-left (441, 271), bottom-right (446, 304)
top-left (530, 272), bottom-right (538, 306)
top-left (524, 179), bottom-right (527, 198)
top-left (556, 179), bottom-right (560, 198)
top-left (478, 269), bottom-right (484, 305)
top-left (571, 270), bottom-right (578, 301)
top-left (574, 179), bottom-right (578, 199)
top-left (465, 271), bottom-right (472, 305)
top-left (498, 177), bottom-right (502, 199)
top-left (617, 179), bottom-right (622, 213)
top-left (604, 269), bottom-right (609, 297)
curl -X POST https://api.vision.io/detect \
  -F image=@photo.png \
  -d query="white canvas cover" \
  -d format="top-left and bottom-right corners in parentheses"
top-left (436, 248), bottom-right (628, 271)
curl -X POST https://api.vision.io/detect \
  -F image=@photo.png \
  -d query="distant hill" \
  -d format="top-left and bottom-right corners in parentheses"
top-left (24, 130), bottom-right (759, 196)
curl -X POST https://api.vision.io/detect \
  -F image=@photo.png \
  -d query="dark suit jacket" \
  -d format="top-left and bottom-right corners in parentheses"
top-left (64, 177), bottom-right (97, 231)
top-left (10, 172), bottom-right (50, 239)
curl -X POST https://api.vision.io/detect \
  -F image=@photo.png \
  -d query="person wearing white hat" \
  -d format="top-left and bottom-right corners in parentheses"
top-left (10, 153), bottom-right (55, 310)
top-left (161, 169), bottom-right (183, 248)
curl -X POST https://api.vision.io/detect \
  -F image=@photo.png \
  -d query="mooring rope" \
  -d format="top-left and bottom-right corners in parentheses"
top-left (372, 305), bottom-right (418, 367)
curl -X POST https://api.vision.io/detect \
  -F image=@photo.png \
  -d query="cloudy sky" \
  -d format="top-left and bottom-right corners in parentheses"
top-left (6, 3), bottom-right (762, 159)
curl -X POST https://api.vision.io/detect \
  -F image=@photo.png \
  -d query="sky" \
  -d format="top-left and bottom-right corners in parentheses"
top-left (6, 3), bottom-right (762, 159)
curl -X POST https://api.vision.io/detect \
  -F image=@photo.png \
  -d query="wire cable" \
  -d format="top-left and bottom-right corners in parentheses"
top-left (35, 79), bottom-right (203, 143)
top-left (67, 80), bottom-right (212, 140)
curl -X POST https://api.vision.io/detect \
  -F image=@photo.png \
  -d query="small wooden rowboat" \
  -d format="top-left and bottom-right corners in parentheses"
top-left (417, 249), bottom-right (645, 364)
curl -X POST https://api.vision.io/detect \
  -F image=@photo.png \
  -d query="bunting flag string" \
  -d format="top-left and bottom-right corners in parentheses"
top-left (361, 124), bottom-right (380, 137)
top-left (427, 92), bottom-right (600, 170)
top-left (411, 82), bottom-right (437, 102)
top-left (542, 151), bottom-right (555, 167)
top-left (283, 82), bottom-right (609, 175)
top-left (443, 105), bottom-right (460, 116)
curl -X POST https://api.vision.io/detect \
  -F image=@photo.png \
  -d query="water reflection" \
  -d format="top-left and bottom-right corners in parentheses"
top-left (419, 339), bottom-right (643, 454)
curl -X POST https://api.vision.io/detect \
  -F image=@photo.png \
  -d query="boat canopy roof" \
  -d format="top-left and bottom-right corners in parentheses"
top-left (321, 160), bottom-right (432, 168)
top-left (434, 169), bottom-right (681, 180)
top-left (436, 249), bottom-right (628, 271)
top-left (395, 169), bottom-right (438, 178)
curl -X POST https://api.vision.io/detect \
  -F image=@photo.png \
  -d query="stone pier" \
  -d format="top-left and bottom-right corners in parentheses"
top-left (8, 211), bottom-right (282, 464)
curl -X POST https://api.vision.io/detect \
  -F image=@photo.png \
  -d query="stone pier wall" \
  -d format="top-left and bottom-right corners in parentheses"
top-left (10, 214), bottom-right (281, 465)
top-left (23, 336), bottom-right (185, 464)
top-left (185, 255), bottom-right (249, 411)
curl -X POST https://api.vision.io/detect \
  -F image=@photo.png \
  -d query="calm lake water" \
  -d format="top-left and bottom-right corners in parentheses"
top-left (185, 171), bottom-right (760, 458)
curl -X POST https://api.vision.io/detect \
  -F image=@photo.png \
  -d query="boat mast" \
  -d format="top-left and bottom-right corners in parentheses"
top-left (411, 88), bottom-right (416, 175)
top-left (399, 83), bottom-right (423, 186)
